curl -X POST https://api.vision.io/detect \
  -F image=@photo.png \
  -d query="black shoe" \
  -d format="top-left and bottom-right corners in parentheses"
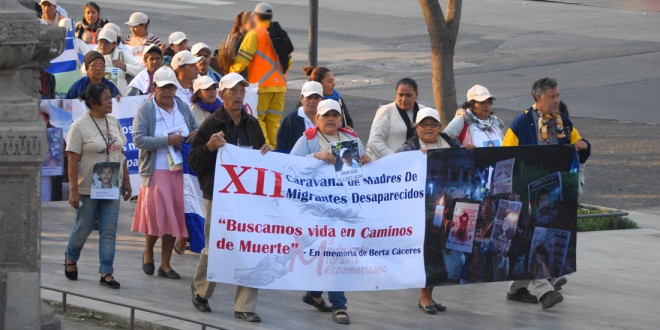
top-left (552, 277), bottom-right (567, 291)
top-left (64, 261), bottom-right (78, 281)
top-left (418, 301), bottom-right (437, 315)
top-left (157, 267), bottom-right (180, 279)
top-left (99, 274), bottom-right (120, 289)
top-left (191, 283), bottom-right (211, 312)
top-left (302, 292), bottom-right (332, 312)
top-left (506, 288), bottom-right (538, 303)
top-left (142, 254), bottom-right (154, 276)
top-left (234, 312), bottom-right (261, 322)
top-left (540, 291), bottom-right (563, 310)
top-left (434, 302), bottom-right (447, 312)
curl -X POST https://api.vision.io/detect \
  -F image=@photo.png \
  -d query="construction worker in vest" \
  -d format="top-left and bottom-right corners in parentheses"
top-left (230, 2), bottom-right (292, 148)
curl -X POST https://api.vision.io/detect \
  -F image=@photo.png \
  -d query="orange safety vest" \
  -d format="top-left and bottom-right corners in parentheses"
top-left (247, 27), bottom-right (286, 88)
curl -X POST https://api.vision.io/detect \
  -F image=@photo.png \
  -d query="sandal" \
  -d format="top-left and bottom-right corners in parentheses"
top-left (174, 237), bottom-right (188, 255)
top-left (418, 300), bottom-right (437, 315)
top-left (64, 261), bottom-right (78, 281)
top-left (332, 310), bottom-right (351, 324)
top-left (302, 292), bottom-right (332, 312)
top-left (99, 274), bottom-right (120, 289)
top-left (434, 302), bottom-right (447, 312)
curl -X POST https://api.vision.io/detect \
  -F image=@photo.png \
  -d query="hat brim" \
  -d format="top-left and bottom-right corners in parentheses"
top-left (194, 82), bottom-right (218, 94)
top-left (301, 91), bottom-right (323, 98)
top-left (413, 116), bottom-right (440, 128)
top-left (171, 38), bottom-right (187, 45)
top-left (220, 79), bottom-right (249, 91)
top-left (318, 109), bottom-right (342, 116)
top-left (471, 95), bottom-right (496, 102)
top-left (154, 81), bottom-right (177, 88)
top-left (124, 21), bottom-right (144, 27)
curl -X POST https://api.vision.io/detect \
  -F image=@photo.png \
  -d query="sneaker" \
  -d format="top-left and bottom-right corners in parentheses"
top-left (540, 291), bottom-right (563, 310)
top-left (552, 277), bottom-right (567, 291)
top-left (191, 283), bottom-right (211, 312)
top-left (506, 288), bottom-right (538, 304)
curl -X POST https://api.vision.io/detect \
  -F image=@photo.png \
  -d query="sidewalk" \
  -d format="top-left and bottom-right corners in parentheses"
top-left (41, 201), bottom-right (660, 329)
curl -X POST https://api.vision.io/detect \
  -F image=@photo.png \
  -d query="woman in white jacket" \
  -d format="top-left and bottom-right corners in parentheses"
top-left (366, 78), bottom-right (425, 160)
top-left (84, 28), bottom-right (144, 94)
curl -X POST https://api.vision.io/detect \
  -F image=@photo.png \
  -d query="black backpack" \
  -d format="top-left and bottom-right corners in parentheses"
top-left (267, 21), bottom-right (294, 72)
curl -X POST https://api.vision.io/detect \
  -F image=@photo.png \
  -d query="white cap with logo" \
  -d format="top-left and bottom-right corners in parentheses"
top-left (219, 73), bottom-right (249, 91)
top-left (153, 66), bottom-right (178, 87)
top-left (125, 12), bottom-right (149, 26)
top-left (301, 81), bottom-right (323, 98)
top-left (466, 85), bottom-right (496, 102)
top-left (171, 50), bottom-right (202, 70)
top-left (413, 107), bottom-right (441, 127)
top-left (168, 31), bottom-right (187, 45)
top-left (317, 99), bottom-right (342, 116)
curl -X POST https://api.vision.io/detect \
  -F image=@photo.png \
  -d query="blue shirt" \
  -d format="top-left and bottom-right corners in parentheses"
top-left (65, 76), bottom-right (121, 99)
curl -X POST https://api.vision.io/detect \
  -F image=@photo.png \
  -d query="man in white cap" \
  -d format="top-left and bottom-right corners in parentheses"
top-left (191, 42), bottom-right (222, 82)
top-left (231, 2), bottom-right (293, 149)
top-left (188, 72), bottom-right (269, 321)
top-left (88, 28), bottom-right (144, 93)
top-left (164, 32), bottom-right (188, 66)
top-left (124, 12), bottom-right (163, 47)
top-left (170, 50), bottom-right (202, 106)
top-left (40, 0), bottom-right (65, 26)
top-left (275, 81), bottom-right (323, 153)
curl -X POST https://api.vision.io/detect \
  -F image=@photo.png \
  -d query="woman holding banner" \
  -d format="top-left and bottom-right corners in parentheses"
top-left (290, 99), bottom-right (371, 325)
top-left (131, 66), bottom-right (198, 280)
top-left (397, 107), bottom-right (458, 314)
top-left (64, 83), bottom-right (131, 289)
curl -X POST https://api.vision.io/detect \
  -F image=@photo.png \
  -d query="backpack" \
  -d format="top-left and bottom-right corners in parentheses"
top-left (267, 21), bottom-right (294, 72)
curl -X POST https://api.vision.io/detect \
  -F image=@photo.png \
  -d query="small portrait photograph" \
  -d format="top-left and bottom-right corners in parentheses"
top-left (92, 162), bottom-right (120, 189)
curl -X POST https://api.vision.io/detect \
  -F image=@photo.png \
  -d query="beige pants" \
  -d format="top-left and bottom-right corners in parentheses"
top-left (508, 279), bottom-right (554, 298)
top-left (193, 199), bottom-right (258, 312)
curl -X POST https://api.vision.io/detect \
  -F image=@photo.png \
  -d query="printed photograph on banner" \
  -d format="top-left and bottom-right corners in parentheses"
top-left (482, 140), bottom-right (501, 147)
top-left (490, 200), bottom-right (522, 257)
top-left (91, 162), bottom-right (120, 200)
top-left (492, 158), bottom-right (515, 195)
top-left (105, 67), bottom-right (120, 87)
top-left (39, 99), bottom-right (78, 138)
top-left (331, 140), bottom-right (362, 182)
top-left (528, 227), bottom-right (571, 278)
top-left (460, 238), bottom-right (490, 284)
top-left (42, 127), bottom-right (64, 176)
top-left (446, 202), bottom-right (479, 253)
top-left (163, 124), bottom-right (189, 166)
top-left (528, 172), bottom-right (563, 226)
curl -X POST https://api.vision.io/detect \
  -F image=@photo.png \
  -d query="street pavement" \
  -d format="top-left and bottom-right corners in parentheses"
top-left (41, 201), bottom-right (660, 329)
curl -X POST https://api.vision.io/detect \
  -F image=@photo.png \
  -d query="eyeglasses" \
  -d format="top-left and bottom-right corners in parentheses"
top-left (419, 123), bottom-right (440, 128)
top-left (225, 88), bottom-right (246, 96)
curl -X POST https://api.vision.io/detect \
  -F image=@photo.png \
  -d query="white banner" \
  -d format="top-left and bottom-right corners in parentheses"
top-left (208, 145), bottom-right (428, 291)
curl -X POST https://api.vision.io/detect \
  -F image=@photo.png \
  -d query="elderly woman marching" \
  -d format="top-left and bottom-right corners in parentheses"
top-left (397, 107), bottom-right (460, 314)
top-left (443, 85), bottom-right (506, 148)
top-left (290, 99), bottom-right (372, 325)
top-left (131, 66), bottom-right (198, 279)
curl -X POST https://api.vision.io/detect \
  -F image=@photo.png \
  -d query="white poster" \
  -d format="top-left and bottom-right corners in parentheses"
top-left (208, 145), bottom-right (427, 291)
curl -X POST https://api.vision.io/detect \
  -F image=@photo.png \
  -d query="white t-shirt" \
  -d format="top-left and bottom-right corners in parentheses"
top-left (153, 99), bottom-right (186, 170)
top-left (297, 107), bottom-right (315, 129)
top-left (175, 79), bottom-right (194, 107)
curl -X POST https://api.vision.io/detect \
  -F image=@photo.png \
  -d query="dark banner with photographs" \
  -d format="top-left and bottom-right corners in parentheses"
top-left (424, 145), bottom-right (579, 286)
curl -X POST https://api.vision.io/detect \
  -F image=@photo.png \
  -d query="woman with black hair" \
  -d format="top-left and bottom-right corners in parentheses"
top-left (74, 2), bottom-right (108, 44)
top-left (302, 66), bottom-right (353, 129)
top-left (64, 83), bottom-right (131, 289)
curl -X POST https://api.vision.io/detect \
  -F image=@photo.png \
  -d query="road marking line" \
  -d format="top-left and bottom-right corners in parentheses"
top-left (172, 0), bottom-right (234, 5)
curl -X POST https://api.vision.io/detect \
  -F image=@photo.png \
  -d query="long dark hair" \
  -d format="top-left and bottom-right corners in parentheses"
top-left (80, 83), bottom-right (109, 108)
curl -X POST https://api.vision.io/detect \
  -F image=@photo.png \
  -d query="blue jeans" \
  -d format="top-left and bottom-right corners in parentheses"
top-left (309, 291), bottom-right (347, 310)
top-left (65, 195), bottom-right (120, 274)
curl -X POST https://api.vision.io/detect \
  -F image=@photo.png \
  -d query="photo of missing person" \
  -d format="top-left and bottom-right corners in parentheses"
top-left (446, 202), bottom-right (479, 253)
top-left (91, 162), bottom-right (121, 199)
top-left (42, 127), bottom-right (64, 176)
top-left (527, 227), bottom-right (571, 279)
top-left (528, 172), bottom-right (563, 226)
top-left (330, 140), bottom-right (363, 182)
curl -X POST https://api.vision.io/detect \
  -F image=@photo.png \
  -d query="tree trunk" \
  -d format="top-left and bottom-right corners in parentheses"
top-left (418, 0), bottom-right (462, 129)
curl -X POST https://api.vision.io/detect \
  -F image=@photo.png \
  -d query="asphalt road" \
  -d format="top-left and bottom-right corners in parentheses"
top-left (53, 0), bottom-right (660, 211)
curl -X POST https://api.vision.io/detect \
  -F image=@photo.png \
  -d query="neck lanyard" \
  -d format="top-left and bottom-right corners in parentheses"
top-left (319, 131), bottom-right (342, 144)
top-left (156, 102), bottom-right (175, 129)
top-left (89, 112), bottom-right (110, 161)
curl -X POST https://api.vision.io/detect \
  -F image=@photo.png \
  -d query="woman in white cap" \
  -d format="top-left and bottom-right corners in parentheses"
top-left (191, 43), bottom-right (222, 82)
top-left (443, 85), bottom-right (506, 148)
top-left (397, 107), bottom-right (459, 315)
top-left (131, 66), bottom-right (198, 280)
top-left (40, 0), bottom-right (65, 26)
top-left (126, 45), bottom-right (163, 96)
top-left (275, 80), bottom-right (323, 153)
top-left (367, 78), bottom-right (426, 161)
top-left (290, 99), bottom-right (371, 325)
top-left (189, 75), bottom-right (222, 125)
top-left (86, 28), bottom-right (144, 93)
top-left (74, 2), bottom-right (108, 44)
top-left (163, 31), bottom-right (189, 66)
top-left (124, 12), bottom-right (163, 48)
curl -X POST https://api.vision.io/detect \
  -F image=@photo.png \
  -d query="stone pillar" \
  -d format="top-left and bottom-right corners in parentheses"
top-left (0, 0), bottom-right (64, 328)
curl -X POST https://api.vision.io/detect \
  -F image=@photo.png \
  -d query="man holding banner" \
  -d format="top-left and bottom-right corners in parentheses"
top-left (188, 73), bottom-right (270, 322)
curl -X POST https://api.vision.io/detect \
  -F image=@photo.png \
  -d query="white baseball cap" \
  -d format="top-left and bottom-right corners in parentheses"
top-left (219, 72), bottom-right (249, 91)
top-left (317, 99), bottom-right (342, 116)
top-left (413, 107), bottom-right (441, 127)
top-left (153, 66), bottom-right (178, 87)
top-left (191, 42), bottom-right (211, 56)
top-left (193, 75), bottom-right (218, 94)
top-left (125, 12), bottom-right (149, 26)
top-left (301, 81), bottom-right (323, 98)
top-left (254, 2), bottom-right (273, 14)
top-left (168, 31), bottom-right (187, 45)
top-left (466, 85), bottom-right (496, 102)
top-left (142, 44), bottom-right (163, 61)
top-left (171, 50), bottom-right (202, 70)
top-left (97, 28), bottom-right (117, 43)
top-left (40, 0), bottom-right (56, 5)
